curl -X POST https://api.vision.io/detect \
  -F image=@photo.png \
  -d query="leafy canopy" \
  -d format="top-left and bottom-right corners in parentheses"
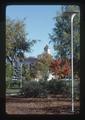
top-left (6, 17), bottom-right (36, 60)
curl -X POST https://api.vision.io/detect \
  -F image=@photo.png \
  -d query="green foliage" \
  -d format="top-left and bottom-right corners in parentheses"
top-left (74, 81), bottom-right (80, 99)
top-left (49, 5), bottom-right (80, 60)
top-left (22, 63), bottom-right (38, 81)
top-left (36, 52), bottom-right (53, 80)
top-left (20, 80), bottom-right (48, 97)
top-left (6, 63), bottom-right (13, 88)
top-left (49, 5), bottom-right (80, 77)
top-left (20, 79), bottom-right (72, 98)
top-left (22, 64), bottom-right (31, 80)
top-left (6, 17), bottom-right (36, 60)
top-left (6, 63), bottom-right (13, 78)
top-left (9, 80), bottom-right (21, 88)
top-left (6, 17), bottom-right (37, 87)
top-left (47, 79), bottom-right (65, 94)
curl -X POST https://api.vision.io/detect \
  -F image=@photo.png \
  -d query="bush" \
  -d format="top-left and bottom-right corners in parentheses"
top-left (74, 82), bottom-right (80, 100)
top-left (9, 80), bottom-right (20, 88)
top-left (38, 79), bottom-right (48, 89)
top-left (20, 80), bottom-right (48, 97)
top-left (20, 79), bottom-right (79, 98)
top-left (6, 78), bottom-right (11, 89)
top-left (47, 79), bottom-right (63, 94)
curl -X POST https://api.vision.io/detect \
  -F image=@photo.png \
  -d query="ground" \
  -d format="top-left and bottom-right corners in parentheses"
top-left (6, 96), bottom-right (80, 115)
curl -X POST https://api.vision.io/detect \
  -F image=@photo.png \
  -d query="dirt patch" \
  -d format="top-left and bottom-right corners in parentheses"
top-left (6, 97), bottom-right (80, 115)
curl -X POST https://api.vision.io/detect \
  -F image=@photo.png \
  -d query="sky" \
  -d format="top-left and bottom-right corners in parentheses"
top-left (6, 5), bottom-right (62, 58)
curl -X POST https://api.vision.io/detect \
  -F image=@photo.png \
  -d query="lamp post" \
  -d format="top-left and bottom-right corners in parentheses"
top-left (63, 11), bottom-right (78, 112)
top-left (20, 62), bottom-right (22, 88)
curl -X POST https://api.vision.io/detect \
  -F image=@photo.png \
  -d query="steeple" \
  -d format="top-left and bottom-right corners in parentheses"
top-left (44, 44), bottom-right (51, 54)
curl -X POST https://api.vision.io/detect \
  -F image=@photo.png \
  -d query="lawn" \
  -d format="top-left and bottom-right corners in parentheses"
top-left (6, 88), bottom-right (21, 96)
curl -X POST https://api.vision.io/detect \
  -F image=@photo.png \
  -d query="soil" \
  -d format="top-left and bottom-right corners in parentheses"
top-left (6, 96), bottom-right (80, 115)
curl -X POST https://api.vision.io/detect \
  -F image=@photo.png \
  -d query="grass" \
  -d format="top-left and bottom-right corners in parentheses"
top-left (6, 88), bottom-right (21, 95)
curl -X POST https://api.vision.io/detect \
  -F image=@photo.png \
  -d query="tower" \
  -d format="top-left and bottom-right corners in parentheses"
top-left (44, 44), bottom-right (51, 54)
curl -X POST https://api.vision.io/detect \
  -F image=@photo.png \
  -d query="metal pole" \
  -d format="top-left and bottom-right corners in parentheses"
top-left (20, 63), bottom-right (22, 88)
top-left (71, 13), bottom-right (76, 112)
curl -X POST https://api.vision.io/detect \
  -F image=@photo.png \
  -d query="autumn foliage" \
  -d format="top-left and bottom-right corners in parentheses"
top-left (50, 58), bottom-right (71, 79)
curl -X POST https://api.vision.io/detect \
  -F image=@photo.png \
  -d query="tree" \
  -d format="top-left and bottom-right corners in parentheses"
top-left (22, 62), bottom-right (38, 81)
top-left (50, 58), bottom-right (71, 79)
top-left (22, 64), bottom-right (31, 81)
top-left (6, 17), bottom-right (36, 62)
top-left (6, 17), bottom-right (37, 87)
top-left (49, 5), bottom-right (80, 77)
top-left (6, 63), bottom-right (13, 88)
top-left (36, 52), bottom-right (53, 80)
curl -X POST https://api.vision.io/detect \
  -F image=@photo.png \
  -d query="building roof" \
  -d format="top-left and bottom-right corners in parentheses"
top-left (23, 57), bottom-right (38, 64)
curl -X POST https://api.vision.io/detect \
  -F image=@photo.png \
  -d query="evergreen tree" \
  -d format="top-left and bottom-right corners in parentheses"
top-left (49, 5), bottom-right (80, 77)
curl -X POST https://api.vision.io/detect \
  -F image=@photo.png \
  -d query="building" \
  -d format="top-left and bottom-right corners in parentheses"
top-left (6, 44), bottom-right (56, 82)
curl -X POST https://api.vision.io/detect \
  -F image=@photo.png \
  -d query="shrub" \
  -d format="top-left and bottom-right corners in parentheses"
top-left (47, 79), bottom-right (71, 96)
top-left (47, 79), bottom-right (63, 94)
top-left (20, 80), bottom-right (48, 97)
top-left (6, 77), bottom-right (11, 89)
top-left (74, 82), bottom-right (80, 100)
top-left (20, 79), bottom-right (77, 98)
top-left (9, 80), bottom-right (20, 88)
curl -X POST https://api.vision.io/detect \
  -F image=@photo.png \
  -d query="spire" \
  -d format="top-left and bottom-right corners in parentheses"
top-left (44, 44), bottom-right (48, 52)
top-left (44, 44), bottom-right (51, 54)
